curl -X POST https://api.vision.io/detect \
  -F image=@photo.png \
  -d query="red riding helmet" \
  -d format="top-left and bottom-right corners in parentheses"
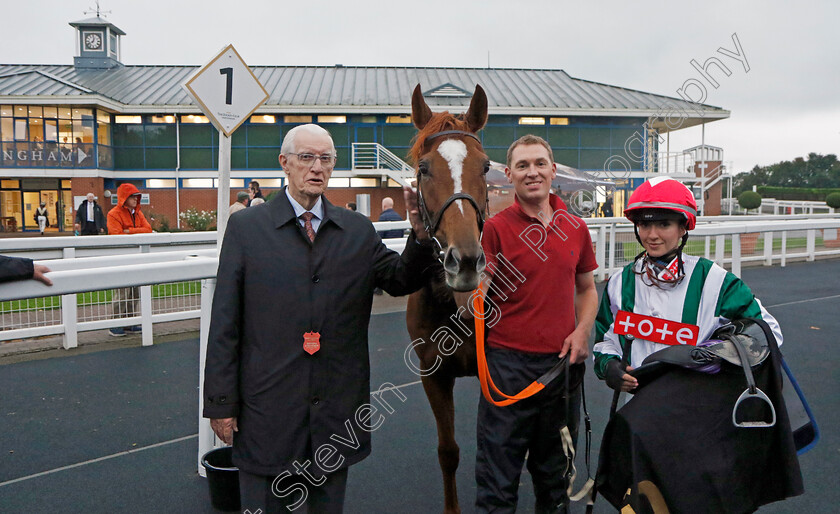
top-left (624, 177), bottom-right (697, 230)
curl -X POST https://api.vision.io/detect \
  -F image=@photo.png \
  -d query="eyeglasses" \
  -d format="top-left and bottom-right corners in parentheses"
top-left (288, 153), bottom-right (336, 166)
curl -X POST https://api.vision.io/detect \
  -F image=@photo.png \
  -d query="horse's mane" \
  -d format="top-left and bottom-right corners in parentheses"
top-left (408, 112), bottom-right (469, 166)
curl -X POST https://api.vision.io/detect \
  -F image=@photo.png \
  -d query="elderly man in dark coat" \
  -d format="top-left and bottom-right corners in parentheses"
top-left (203, 123), bottom-right (435, 513)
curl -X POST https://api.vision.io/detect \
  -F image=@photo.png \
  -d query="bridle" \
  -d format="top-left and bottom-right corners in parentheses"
top-left (415, 130), bottom-right (489, 261)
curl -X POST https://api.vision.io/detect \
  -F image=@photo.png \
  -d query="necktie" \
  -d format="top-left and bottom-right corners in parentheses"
top-left (300, 212), bottom-right (316, 242)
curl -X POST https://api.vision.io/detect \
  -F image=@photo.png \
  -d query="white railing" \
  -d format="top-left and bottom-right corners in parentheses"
top-left (657, 151), bottom-right (695, 176)
top-left (3, 216), bottom-right (840, 344)
top-left (0, 251), bottom-right (218, 348)
top-left (588, 217), bottom-right (840, 281)
top-left (0, 232), bottom-right (217, 260)
top-left (720, 198), bottom-right (834, 216)
top-left (351, 142), bottom-right (415, 186)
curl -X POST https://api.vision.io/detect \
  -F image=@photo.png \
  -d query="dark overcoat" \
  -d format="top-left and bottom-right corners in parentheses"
top-left (203, 188), bottom-right (434, 476)
top-left (0, 255), bottom-right (34, 283)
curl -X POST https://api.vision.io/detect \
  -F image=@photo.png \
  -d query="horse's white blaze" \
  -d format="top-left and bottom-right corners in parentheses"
top-left (437, 139), bottom-right (468, 214)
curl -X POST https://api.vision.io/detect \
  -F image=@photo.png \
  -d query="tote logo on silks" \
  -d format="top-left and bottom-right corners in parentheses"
top-left (613, 310), bottom-right (699, 346)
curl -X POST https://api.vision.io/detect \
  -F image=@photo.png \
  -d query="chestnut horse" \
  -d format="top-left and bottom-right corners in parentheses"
top-left (406, 84), bottom-right (488, 513)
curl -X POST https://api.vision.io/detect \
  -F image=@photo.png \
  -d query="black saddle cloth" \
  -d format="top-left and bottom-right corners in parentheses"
top-left (595, 346), bottom-right (803, 513)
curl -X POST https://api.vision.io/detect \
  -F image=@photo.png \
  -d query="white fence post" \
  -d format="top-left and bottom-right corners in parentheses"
top-left (781, 231), bottom-right (788, 267)
top-left (704, 235), bottom-right (711, 260)
top-left (732, 234), bottom-right (742, 278)
top-left (198, 278), bottom-right (218, 476)
top-left (714, 235), bottom-right (725, 265)
top-left (807, 229), bottom-right (816, 261)
top-left (61, 247), bottom-right (77, 350)
top-left (140, 285), bottom-right (153, 346)
top-left (608, 222), bottom-right (616, 278)
top-left (764, 232), bottom-right (774, 266)
top-left (597, 225), bottom-right (606, 281)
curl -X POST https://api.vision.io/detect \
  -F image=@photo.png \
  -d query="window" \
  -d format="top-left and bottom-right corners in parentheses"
top-left (550, 117), bottom-right (569, 125)
top-left (28, 106), bottom-right (43, 118)
top-left (1, 180), bottom-right (20, 188)
top-left (147, 179), bottom-right (177, 188)
top-left (182, 179), bottom-right (214, 188)
top-left (61, 180), bottom-right (72, 188)
top-left (317, 115), bottom-right (346, 124)
top-left (115, 115), bottom-right (142, 124)
top-left (284, 115), bottom-right (312, 123)
top-left (14, 119), bottom-right (27, 141)
top-left (328, 178), bottom-right (350, 188)
top-left (252, 179), bottom-right (284, 188)
top-left (519, 117), bottom-right (545, 125)
top-left (182, 115), bottom-right (209, 124)
top-left (350, 178), bottom-right (378, 187)
top-left (149, 115), bottom-right (176, 124)
top-left (249, 114), bottom-right (276, 124)
top-left (386, 115), bottom-right (412, 124)
top-left (0, 105), bottom-right (12, 117)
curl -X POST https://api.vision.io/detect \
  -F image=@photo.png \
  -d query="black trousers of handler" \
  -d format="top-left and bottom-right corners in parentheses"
top-left (239, 467), bottom-right (348, 514)
top-left (475, 346), bottom-right (583, 514)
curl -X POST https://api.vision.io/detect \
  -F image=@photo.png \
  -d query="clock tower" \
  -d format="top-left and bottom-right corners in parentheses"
top-left (70, 15), bottom-right (125, 69)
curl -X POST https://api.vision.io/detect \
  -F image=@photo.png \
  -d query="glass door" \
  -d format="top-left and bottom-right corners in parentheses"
top-left (40, 190), bottom-right (60, 230)
top-left (22, 191), bottom-right (40, 231)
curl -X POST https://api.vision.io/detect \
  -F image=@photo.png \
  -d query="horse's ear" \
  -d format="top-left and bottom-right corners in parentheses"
top-left (412, 84), bottom-right (433, 130)
top-left (464, 85), bottom-right (488, 133)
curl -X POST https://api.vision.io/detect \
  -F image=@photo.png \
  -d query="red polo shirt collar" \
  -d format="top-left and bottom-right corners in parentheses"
top-left (510, 193), bottom-right (569, 223)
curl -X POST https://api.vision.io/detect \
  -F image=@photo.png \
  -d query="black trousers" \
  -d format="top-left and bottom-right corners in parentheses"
top-left (475, 346), bottom-right (582, 514)
top-left (239, 467), bottom-right (348, 514)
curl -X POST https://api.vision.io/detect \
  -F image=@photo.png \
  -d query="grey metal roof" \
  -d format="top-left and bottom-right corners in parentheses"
top-left (0, 64), bottom-right (728, 120)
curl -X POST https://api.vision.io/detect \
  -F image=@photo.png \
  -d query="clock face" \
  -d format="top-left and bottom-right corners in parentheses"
top-left (84, 33), bottom-right (102, 51)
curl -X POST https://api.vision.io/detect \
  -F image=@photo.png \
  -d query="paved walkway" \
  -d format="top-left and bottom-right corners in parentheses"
top-left (0, 261), bottom-right (837, 512)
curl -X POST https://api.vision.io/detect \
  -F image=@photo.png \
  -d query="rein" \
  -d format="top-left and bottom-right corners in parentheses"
top-left (472, 290), bottom-right (565, 406)
top-left (416, 130), bottom-right (488, 261)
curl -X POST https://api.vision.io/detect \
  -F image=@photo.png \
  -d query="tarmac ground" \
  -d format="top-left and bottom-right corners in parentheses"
top-left (0, 259), bottom-right (838, 513)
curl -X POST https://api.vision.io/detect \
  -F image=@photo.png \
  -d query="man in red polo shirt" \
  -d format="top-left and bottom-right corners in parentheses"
top-left (476, 134), bottom-right (598, 513)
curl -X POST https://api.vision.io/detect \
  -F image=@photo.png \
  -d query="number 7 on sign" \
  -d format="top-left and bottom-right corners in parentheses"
top-left (220, 67), bottom-right (233, 105)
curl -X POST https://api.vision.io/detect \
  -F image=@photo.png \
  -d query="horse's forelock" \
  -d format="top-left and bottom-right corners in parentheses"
top-left (408, 112), bottom-right (469, 166)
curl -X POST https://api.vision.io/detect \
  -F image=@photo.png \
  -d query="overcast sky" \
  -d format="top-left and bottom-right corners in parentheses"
top-left (3, 0), bottom-right (838, 173)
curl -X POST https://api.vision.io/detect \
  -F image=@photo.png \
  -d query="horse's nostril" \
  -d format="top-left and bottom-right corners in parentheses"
top-left (476, 251), bottom-right (486, 273)
top-left (444, 247), bottom-right (460, 275)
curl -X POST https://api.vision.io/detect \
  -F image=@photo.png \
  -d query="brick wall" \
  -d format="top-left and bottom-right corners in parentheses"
top-left (73, 183), bottom-right (408, 231)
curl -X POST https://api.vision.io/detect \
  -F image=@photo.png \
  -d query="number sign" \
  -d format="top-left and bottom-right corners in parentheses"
top-left (182, 45), bottom-right (269, 137)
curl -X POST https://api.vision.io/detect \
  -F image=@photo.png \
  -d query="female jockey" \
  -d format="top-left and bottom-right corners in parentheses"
top-left (593, 177), bottom-right (783, 392)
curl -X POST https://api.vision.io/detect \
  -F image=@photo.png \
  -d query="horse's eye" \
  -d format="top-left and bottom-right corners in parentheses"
top-left (418, 162), bottom-right (430, 175)
top-left (482, 162), bottom-right (490, 175)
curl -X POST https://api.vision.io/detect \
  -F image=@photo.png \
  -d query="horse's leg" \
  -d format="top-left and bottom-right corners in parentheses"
top-left (422, 373), bottom-right (461, 514)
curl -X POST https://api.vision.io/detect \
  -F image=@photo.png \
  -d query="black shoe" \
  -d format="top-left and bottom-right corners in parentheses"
top-left (109, 327), bottom-right (126, 337)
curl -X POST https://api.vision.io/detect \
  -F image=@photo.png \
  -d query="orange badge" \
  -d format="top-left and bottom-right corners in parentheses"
top-left (303, 331), bottom-right (321, 355)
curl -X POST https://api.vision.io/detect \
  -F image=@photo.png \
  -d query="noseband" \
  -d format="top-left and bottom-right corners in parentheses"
top-left (416, 130), bottom-right (488, 260)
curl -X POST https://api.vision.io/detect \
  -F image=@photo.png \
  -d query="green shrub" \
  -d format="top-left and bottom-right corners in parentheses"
top-left (826, 192), bottom-right (840, 209)
top-left (737, 191), bottom-right (762, 210)
top-left (757, 186), bottom-right (840, 201)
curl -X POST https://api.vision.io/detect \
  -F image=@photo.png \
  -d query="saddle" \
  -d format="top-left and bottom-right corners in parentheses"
top-left (630, 318), bottom-right (776, 428)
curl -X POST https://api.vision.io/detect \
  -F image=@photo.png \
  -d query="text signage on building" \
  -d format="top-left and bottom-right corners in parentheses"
top-left (181, 45), bottom-right (269, 137)
top-left (2, 146), bottom-right (92, 167)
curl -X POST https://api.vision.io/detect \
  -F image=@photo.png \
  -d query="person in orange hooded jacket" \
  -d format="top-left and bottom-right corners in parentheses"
top-left (107, 184), bottom-right (152, 336)
top-left (107, 183), bottom-right (152, 235)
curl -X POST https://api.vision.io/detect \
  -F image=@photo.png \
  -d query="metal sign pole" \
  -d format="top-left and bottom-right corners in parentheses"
top-left (182, 44), bottom-right (269, 476)
top-left (217, 132), bottom-right (231, 248)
